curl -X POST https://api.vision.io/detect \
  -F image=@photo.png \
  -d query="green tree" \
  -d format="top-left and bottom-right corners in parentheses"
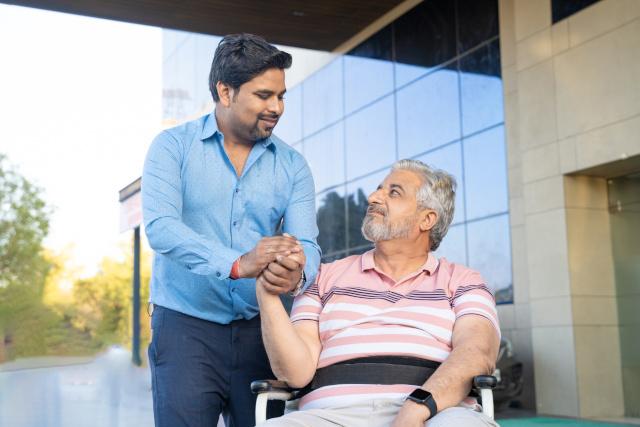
top-left (0, 154), bottom-right (53, 361)
top-left (71, 248), bottom-right (151, 359)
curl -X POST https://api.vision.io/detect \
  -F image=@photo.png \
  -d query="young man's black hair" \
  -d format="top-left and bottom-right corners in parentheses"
top-left (209, 33), bottom-right (292, 102)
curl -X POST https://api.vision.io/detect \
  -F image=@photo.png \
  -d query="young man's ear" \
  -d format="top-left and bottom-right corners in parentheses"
top-left (216, 82), bottom-right (232, 107)
top-left (419, 210), bottom-right (438, 232)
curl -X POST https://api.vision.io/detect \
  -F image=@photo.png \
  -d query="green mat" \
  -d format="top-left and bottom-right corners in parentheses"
top-left (500, 418), bottom-right (635, 427)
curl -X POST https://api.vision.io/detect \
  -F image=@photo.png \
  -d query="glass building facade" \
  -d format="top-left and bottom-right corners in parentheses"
top-left (162, 0), bottom-right (512, 303)
top-left (276, 0), bottom-right (512, 302)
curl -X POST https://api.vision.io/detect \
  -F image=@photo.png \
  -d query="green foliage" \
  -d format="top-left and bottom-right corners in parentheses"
top-left (0, 154), bottom-right (58, 361)
top-left (0, 154), bottom-right (50, 291)
top-left (0, 154), bottom-right (151, 363)
top-left (70, 250), bottom-right (151, 355)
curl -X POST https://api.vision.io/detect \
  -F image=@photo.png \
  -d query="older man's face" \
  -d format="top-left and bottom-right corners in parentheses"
top-left (361, 169), bottom-right (423, 242)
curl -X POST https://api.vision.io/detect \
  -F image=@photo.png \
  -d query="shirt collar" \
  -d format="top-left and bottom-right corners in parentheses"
top-left (361, 249), bottom-right (439, 275)
top-left (200, 111), bottom-right (219, 141)
top-left (200, 110), bottom-right (275, 149)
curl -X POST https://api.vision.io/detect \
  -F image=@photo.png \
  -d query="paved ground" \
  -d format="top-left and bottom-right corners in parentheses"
top-left (0, 347), bottom-right (155, 427)
top-left (1, 349), bottom-right (636, 427)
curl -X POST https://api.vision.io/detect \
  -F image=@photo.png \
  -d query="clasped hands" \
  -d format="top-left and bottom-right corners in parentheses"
top-left (238, 233), bottom-right (305, 295)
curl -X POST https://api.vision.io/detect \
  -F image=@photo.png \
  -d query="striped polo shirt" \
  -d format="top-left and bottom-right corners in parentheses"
top-left (290, 249), bottom-right (500, 410)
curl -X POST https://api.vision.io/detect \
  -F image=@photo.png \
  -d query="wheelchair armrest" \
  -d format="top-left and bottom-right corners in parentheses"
top-left (473, 375), bottom-right (498, 390)
top-left (251, 379), bottom-right (295, 394)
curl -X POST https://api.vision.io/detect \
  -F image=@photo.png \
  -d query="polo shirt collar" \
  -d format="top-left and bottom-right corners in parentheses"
top-left (200, 110), bottom-right (275, 149)
top-left (361, 249), bottom-right (439, 275)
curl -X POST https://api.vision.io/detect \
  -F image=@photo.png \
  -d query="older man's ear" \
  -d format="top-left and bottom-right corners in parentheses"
top-left (419, 209), bottom-right (438, 232)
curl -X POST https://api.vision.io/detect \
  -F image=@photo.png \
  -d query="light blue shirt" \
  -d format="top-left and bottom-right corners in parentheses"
top-left (142, 112), bottom-right (321, 323)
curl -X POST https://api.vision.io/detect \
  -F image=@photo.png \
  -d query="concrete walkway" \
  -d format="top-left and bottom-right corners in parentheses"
top-left (0, 347), bottom-right (154, 427)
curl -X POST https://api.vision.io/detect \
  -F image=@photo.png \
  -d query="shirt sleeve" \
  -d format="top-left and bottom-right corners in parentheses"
top-left (450, 270), bottom-right (500, 336)
top-left (282, 155), bottom-right (322, 288)
top-left (290, 267), bottom-right (323, 323)
top-left (142, 131), bottom-right (242, 278)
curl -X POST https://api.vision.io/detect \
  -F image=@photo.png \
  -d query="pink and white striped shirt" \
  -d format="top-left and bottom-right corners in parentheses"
top-left (290, 250), bottom-right (500, 410)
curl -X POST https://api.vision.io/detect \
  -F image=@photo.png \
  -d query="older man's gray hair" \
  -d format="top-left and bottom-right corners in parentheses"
top-left (391, 159), bottom-right (456, 251)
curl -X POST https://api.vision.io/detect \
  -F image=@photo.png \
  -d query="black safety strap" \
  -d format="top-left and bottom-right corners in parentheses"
top-left (296, 356), bottom-right (441, 399)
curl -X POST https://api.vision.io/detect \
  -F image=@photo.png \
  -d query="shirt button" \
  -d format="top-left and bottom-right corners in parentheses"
top-left (235, 188), bottom-right (239, 193)
top-left (216, 272), bottom-right (221, 277)
top-left (233, 221), bottom-right (238, 226)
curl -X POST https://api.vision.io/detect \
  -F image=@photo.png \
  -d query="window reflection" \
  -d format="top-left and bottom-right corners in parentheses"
top-left (303, 122), bottom-right (345, 193)
top-left (302, 59), bottom-right (343, 137)
top-left (433, 223), bottom-right (467, 265)
top-left (463, 126), bottom-right (508, 220)
top-left (466, 214), bottom-right (512, 303)
top-left (345, 25), bottom-right (393, 114)
top-left (345, 96), bottom-right (396, 181)
top-left (344, 56), bottom-right (394, 114)
top-left (415, 142), bottom-right (465, 225)
top-left (396, 69), bottom-right (461, 159)
top-left (456, 0), bottom-right (499, 54)
top-left (316, 188), bottom-right (347, 256)
top-left (552, 0), bottom-right (601, 23)
top-left (276, 85), bottom-right (303, 144)
top-left (394, 0), bottom-right (457, 87)
top-left (459, 39), bottom-right (503, 136)
top-left (346, 170), bottom-right (388, 250)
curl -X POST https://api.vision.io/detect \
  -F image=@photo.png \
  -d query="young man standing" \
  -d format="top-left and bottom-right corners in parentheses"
top-left (142, 34), bottom-right (321, 427)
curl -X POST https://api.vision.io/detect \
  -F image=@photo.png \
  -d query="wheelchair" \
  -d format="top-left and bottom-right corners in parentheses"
top-left (251, 374), bottom-right (498, 424)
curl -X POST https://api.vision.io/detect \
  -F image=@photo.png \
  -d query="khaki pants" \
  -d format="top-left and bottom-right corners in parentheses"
top-left (256, 398), bottom-right (499, 427)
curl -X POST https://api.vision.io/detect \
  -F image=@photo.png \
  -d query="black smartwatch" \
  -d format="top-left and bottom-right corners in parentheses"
top-left (406, 388), bottom-right (438, 419)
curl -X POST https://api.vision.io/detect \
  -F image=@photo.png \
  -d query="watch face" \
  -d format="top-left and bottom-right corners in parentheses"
top-left (409, 388), bottom-right (431, 402)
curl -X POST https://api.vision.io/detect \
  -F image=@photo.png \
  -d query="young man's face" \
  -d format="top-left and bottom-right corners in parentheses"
top-left (227, 68), bottom-right (286, 142)
top-left (362, 169), bottom-right (424, 242)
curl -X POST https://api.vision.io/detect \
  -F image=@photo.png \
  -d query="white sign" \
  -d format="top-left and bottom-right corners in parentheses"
top-left (119, 178), bottom-right (142, 232)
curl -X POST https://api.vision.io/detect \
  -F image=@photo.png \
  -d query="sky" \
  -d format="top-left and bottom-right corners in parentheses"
top-left (0, 4), bottom-right (162, 275)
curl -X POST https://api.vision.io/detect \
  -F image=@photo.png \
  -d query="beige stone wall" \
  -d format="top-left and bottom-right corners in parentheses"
top-left (500, 0), bottom-right (640, 418)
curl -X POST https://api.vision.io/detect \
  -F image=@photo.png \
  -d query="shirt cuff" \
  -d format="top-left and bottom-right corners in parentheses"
top-left (208, 247), bottom-right (243, 280)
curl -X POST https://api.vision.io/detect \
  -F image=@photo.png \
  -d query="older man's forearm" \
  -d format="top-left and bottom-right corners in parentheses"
top-left (422, 316), bottom-right (499, 412)
top-left (257, 287), bottom-right (317, 388)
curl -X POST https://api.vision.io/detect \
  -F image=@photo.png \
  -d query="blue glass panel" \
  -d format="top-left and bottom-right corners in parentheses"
top-left (394, 0), bottom-right (456, 87)
top-left (415, 142), bottom-right (465, 225)
top-left (316, 187), bottom-right (347, 256)
top-left (466, 214), bottom-right (513, 303)
top-left (346, 170), bottom-right (389, 249)
top-left (302, 59), bottom-right (343, 137)
top-left (552, 0), bottom-right (601, 23)
top-left (456, 0), bottom-right (499, 54)
top-left (344, 55), bottom-right (394, 114)
top-left (276, 85), bottom-right (303, 144)
top-left (433, 223), bottom-right (467, 265)
top-left (345, 96), bottom-right (396, 181)
top-left (345, 24), bottom-right (393, 114)
top-left (459, 39), bottom-right (503, 136)
top-left (463, 126), bottom-right (508, 220)
top-left (304, 122), bottom-right (345, 194)
top-left (396, 69), bottom-right (460, 159)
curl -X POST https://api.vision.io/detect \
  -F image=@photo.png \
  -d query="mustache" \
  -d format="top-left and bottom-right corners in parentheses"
top-left (258, 114), bottom-right (280, 120)
top-left (366, 205), bottom-right (386, 216)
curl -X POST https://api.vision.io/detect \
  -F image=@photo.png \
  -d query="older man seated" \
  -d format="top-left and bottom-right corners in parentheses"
top-left (255, 159), bottom-right (500, 427)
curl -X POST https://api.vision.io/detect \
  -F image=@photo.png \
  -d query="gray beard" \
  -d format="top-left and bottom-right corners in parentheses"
top-left (361, 213), bottom-right (418, 242)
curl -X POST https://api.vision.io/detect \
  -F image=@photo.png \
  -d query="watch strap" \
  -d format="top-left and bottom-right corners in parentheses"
top-left (407, 388), bottom-right (438, 420)
top-left (289, 270), bottom-right (306, 297)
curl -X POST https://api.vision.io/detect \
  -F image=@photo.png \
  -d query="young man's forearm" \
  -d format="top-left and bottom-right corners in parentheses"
top-left (257, 285), bottom-right (317, 388)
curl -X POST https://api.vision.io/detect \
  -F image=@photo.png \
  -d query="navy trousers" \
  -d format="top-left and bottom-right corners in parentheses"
top-left (148, 305), bottom-right (284, 427)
